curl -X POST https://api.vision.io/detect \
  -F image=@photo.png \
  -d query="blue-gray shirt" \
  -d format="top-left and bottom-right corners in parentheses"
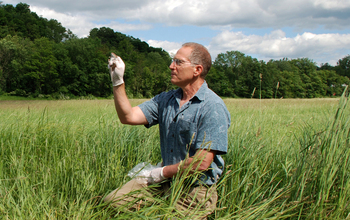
top-left (139, 82), bottom-right (231, 185)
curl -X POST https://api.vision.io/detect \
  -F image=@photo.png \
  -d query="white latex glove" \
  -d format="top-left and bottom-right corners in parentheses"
top-left (147, 167), bottom-right (166, 185)
top-left (108, 52), bottom-right (125, 86)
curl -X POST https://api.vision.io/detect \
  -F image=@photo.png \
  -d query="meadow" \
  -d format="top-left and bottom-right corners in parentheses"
top-left (0, 96), bottom-right (349, 219)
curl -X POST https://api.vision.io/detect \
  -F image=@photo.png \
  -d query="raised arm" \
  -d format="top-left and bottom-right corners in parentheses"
top-left (108, 53), bottom-right (148, 125)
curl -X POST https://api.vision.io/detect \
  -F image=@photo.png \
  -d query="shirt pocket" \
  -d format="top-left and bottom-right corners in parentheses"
top-left (177, 119), bottom-right (197, 147)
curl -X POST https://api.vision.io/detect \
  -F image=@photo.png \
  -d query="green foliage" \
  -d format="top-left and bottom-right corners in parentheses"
top-left (289, 89), bottom-right (350, 218)
top-left (0, 2), bottom-right (349, 99)
top-left (1, 98), bottom-right (349, 218)
top-left (335, 55), bottom-right (350, 78)
top-left (0, 3), bottom-right (71, 42)
top-left (210, 53), bottom-right (349, 98)
top-left (0, 3), bottom-right (172, 98)
top-left (0, 35), bottom-right (32, 95)
top-left (23, 37), bottom-right (58, 95)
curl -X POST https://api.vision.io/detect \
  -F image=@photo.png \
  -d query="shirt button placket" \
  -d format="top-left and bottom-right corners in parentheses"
top-left (170, 133), bottom-right (174, 153)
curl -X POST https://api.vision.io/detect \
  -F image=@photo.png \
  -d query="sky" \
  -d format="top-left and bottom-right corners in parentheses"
top-left (3, 0), bottom-right (350, 66)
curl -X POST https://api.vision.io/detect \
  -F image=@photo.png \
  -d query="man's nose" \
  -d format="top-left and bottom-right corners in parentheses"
top-left (169, 61), bottom-right (176, 69)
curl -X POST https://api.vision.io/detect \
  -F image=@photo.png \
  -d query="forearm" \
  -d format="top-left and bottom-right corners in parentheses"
top-left (162, 150), bottom-right (215, 179)
top-left (162, 158), bottom-right (192, 178)
top-left (113, 85), bottom-right (132, 124)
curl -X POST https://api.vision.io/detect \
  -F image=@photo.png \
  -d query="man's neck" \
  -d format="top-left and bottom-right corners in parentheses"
top-left (179, 79), bottom-right (204, 107)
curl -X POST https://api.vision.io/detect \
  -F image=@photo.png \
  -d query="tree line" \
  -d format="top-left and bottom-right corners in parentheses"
top-left (1, 3), bottom-right (349, 99)
top-left (208, 52), bottom-right (350, 98)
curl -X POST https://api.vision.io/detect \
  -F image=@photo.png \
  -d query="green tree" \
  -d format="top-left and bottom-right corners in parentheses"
top-left (59, 37), bottom-right (111, 97)
top-left (23, 37), bottom-right (58, 95)
top-left (0, 35), bottom-right (32, 94)
top-left (144, 52), bottom-right (172, 95)
top-left (213, 51), bottom-right (244, 97)
top-left (291, 58), bottom-right (322, 98)
top-left (45, 19), bottom-right (68, 43)
top-left (267, 59), bottom-right (304, 98)
top-left (318, 62), bottom-right (334, 71)
top-left (216, 51), bottom-right (265, 98)
top-left (0, 3), bottom-right (69, 43)
top-left (321, 70), bottom-right (349, 96)
top-left (335, 55), bottom-right (350, 78)
top-left (206, 66), bottom-right (234, 97)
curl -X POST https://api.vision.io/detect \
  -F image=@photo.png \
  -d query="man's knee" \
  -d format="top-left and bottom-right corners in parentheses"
top-left (175, 185), bottom-right (218, 218)
top-left (104, 178), bottom-right (148, 206)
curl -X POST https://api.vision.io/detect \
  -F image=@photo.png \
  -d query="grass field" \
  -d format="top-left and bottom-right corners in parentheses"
top-left (0, 97), bottom-right (349, 219)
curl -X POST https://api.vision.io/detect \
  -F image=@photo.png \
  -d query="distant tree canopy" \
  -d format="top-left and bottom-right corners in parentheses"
top-left (0, 2), bottom-right (349, 99)
top-left (206, 53), bottom-right (349, 98)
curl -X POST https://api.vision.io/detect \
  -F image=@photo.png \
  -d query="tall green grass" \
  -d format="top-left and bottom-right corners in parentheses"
top-left (0, 97), bottom-right (348, 219)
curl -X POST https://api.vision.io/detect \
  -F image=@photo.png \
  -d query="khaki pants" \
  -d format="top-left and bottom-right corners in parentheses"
top-left (104, 178), bottom-right (218, 219)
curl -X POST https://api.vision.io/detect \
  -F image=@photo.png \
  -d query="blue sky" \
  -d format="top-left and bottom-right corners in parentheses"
top-left (4, 0), bottom-right (350, 66)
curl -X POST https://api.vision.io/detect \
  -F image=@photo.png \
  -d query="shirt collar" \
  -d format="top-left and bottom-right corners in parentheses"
top-left (194, 81), bottom-right (208, 101)
top-left (174, 81), bottom-right (208, 102)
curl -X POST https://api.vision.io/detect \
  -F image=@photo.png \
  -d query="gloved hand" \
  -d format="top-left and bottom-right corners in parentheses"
top-left (108, 53), bottom-right (125, 86)
top-left (147, 167), bottom-right (166, 185)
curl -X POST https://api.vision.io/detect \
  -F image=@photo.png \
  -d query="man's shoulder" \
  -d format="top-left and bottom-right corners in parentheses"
top-left (203, 87), bottom-right (226, 105)
top-left (196, 82), bottom-right (225, 105)
top-left (155, 88), bottom-right (179, 100)
top-left (150, 89), bottom-right (180, 107)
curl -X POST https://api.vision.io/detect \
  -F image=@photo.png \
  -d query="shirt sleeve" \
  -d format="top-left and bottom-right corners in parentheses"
top-left (138, 93), bottom-right (163, 128)
top-left (194, 102), bottom-right (231, 155)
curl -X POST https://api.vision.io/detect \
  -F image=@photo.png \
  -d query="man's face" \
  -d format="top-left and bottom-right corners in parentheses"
top-left (169, 47), bottom-right (195, 88)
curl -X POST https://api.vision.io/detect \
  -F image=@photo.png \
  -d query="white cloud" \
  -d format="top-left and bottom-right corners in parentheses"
top-left (313, 0), bottom-right (350, 10)
top-left (145, 30), bottom-right (350, 66)
top-left (107, 22), bottom-right (153, 33)
top-left (107, 0), bottom-right (350, 29)
top-left (30, 6), bottom-right (95, 37)
top-left (30, 6), bottom-right (153, 38)
top-left (4, 0), bottom-right (350, 65)
top-left (8, 0), bottom-right (350, 29)
top-left (147, 40), bottom-right (182, 57)
top-left (209, 30), bottom-right (350, 65)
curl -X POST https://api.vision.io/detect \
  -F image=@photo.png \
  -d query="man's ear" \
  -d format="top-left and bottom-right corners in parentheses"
top-left (193, 65), bottom-right (203, 77)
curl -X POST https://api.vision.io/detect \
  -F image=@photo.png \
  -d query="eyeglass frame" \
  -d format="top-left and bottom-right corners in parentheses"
top-left (171, 58), bottom-right (199, 67)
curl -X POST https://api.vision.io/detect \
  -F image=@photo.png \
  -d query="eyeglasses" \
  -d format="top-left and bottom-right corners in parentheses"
top-left (172, 58), bottom-right (199, 67)
top-left (172, 58), bottom-right (190, 66)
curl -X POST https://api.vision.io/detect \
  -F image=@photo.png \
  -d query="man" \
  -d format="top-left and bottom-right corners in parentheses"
top-left (104, 42), bottom-right (231, 218)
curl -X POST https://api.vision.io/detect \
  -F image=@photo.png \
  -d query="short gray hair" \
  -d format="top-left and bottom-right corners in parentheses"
top-left (182, 42), bottom-right (212, 78)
